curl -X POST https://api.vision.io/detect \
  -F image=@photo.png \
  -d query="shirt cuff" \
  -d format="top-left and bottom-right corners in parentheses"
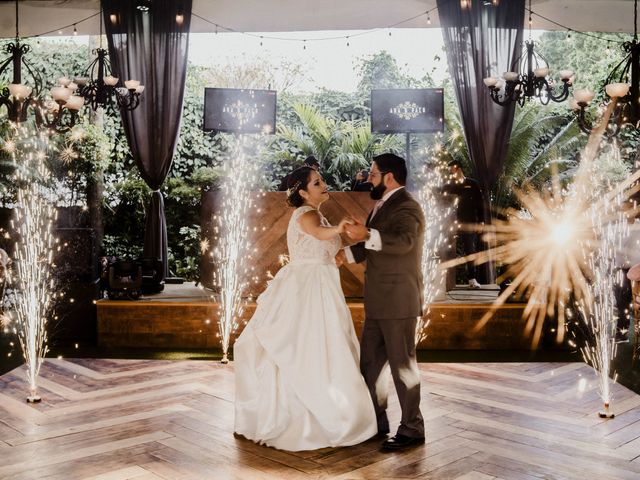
top-left (365, 228), bottom-right (382, 251)
top-left (344, 246), bottom-right (355, 264)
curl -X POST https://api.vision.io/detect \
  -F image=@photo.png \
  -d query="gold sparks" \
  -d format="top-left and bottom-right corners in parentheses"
top-left (2, 139), bottom-right (16, 154)
top-left (8, 123), bottom-right (55, 400)
top-left (59, 145), bottom-right (78, 164)
top-left (68, 126), bottom-right (86, 142)
top-left (442, 98), bottom-right (638, 348)
top-left (211, 136), bottom-right (262, 362)
top-left (415, 158), bottom-right (453, 343)
top-left (199, 238), bottom-right (210, 254)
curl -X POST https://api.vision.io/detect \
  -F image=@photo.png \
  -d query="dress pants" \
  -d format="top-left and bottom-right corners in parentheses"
top-left (360, 316), bottom-right (424, 438)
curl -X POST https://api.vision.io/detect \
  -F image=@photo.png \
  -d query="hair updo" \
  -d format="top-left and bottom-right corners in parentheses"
top-left (286, 166), bottom-right (315, 208)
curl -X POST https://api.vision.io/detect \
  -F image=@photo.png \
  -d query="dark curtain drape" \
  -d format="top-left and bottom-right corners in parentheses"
top-left (437, 0), bottom-right (524, 195)
top-left (437, 0), bottom-right (524, 282)
top-left (103, 0), bottom-right (192, 278)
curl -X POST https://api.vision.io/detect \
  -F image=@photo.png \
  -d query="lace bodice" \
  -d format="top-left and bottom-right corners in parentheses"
top-left (287, 206), bottom-right (341, 263)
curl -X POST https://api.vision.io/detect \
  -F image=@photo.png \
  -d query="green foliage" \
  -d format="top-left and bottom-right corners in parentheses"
top-left (168, 225), bottom-right (202, 281)
top-left (102, 234), bottom-right (143, 260)
top-left (5, 34), bottom-right (633, 282)
top-left (537, 31), bottom-right (627, 91)
top-left (493, 104), bottom-right (584, 209)
top-left (356, 51), bottom-right (435, 99)
top-left (47, 123), bottom-right (112, 206)
top-left (0, 39), bottom-right (90, 93)
top-left (267, 102), bottom-right (403, 190)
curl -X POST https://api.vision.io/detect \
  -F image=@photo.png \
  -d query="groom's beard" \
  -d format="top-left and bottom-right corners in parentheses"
top-left (370, 182), bottom-right (386, 200)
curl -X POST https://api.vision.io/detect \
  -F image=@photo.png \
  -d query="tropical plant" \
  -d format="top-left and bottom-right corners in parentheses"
top-left (269, 103), bottom-right (402, 190)
top-left (493, 104), bottom-right (584, 209)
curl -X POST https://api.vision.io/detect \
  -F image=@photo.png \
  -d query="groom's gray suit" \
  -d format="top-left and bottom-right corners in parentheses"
top-left (350, 187), bottom-right (425, 438)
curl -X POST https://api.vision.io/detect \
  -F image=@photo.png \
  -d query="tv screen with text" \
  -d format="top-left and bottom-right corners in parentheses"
top-left (204, 88), bottom-right (277, 134)
top-left (371, 88), bottom-right (444, 134)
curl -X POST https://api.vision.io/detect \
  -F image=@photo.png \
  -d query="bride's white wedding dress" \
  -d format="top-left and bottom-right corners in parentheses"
top-left (234, 206), bottom-right (377, 451)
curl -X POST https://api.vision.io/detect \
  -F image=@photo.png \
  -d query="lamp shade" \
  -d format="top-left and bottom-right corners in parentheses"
top-left (104, 75), bottom-right (119, 86)
top-left (533, 67), bottom-right (549, 78)
top-left (51, 86), bottom-right (71, 102)
top-left (503, 71), bottom-right (519, 82)
top-left (558, 70), bottom-right (574, 81)
top-left (8, 83), bottom-right (32, 99)
top-left (124, 79), bottom-right (140, 90)
top-left (605, 82), bottom-right (631, 98)
top-left (574, 89), bottom-right (595, 104)
top-left (483, 77), bottom-right (498, 87)
top-left (65, 95), bottom-right (85, 110)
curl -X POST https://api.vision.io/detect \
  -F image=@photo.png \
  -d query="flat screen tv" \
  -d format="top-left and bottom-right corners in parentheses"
top-left (371, 88), bottom-right (444, 134)
top-left (204, 88), bottom-right (277, 134)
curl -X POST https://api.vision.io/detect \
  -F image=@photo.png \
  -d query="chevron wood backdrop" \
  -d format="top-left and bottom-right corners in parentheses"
top-left (201, 191), bottom-right (377, 298)
top-left (1, 358), bottom-right (639, 479)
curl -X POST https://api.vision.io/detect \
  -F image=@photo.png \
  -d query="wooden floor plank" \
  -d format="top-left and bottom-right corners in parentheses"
top-left (0, 359), bottom-right (638, 479)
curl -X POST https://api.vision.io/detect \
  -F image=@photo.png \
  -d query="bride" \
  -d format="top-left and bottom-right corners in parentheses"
top-left (234, 166), bottom-right (377, 451)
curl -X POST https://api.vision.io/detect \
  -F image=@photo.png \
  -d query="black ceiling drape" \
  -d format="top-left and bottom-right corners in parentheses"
top-left (437, 0), bottom-right (524, 196)
top-left (103, 0), bottom-right (192, 277)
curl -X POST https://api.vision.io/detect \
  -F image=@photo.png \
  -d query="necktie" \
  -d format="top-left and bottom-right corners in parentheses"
top-left (371, 200), bottom-right (384, 220)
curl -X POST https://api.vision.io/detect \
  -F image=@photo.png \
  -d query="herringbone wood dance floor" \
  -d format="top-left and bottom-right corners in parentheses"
top-left (1, 359), bottom-right (639, 479)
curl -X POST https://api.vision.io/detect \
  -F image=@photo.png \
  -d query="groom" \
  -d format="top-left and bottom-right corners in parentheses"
top-left (341, 153), bottom-right (425, 451)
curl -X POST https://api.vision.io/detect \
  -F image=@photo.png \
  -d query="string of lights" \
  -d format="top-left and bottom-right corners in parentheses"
top-left (3, 3), bottom-right (625, 49)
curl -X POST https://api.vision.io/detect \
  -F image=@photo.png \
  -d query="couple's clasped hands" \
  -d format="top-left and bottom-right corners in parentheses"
top-left (335, 218), bottom-right (369, 267)
top-left (337, 218), bottom-right (368, 241)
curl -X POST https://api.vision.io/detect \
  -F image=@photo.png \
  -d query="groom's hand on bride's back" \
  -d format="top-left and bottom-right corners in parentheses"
top-left (335, 249), bottom-right (346, 267)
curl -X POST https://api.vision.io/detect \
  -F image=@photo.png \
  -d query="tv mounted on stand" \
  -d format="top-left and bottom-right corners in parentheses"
top-left (371, 88), bottom-right (444, 188)
top-left (203, 87), bottom-right (277, 134)
top-left (371, 88), bottom-right (444, 134)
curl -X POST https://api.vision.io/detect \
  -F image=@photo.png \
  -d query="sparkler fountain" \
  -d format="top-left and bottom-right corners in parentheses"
top-left (579, 184), bottom-right (629, 418)
top-left (2, 123), bottom-right (56, 402)
top-left (440, 98), bottom-right (638, 416)
top-left (211, 136), bottom-right (262, 364)
top-left (415, 156), bottom-right (454, 343)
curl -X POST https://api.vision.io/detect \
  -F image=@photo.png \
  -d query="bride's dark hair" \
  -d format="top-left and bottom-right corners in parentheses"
top-left (286, 166), bottom-right (315, 207)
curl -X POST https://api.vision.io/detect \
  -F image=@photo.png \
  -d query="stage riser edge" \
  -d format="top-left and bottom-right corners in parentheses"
top-left (97, 302), bottom-right (536, 350)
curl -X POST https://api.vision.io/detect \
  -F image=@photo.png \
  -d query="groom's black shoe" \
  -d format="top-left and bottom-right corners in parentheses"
top-left (381, 434), bottom-right (425, 452)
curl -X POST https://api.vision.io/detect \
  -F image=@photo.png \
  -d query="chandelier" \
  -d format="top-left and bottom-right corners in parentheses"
top-left (74, 12), bottom-right (144, 112)
top-left (0, 0), bottom-right (83, 132)
top-left (483, 0), bottom-right (573, 107)
top-left (570, 0), bottom-right (640, 138)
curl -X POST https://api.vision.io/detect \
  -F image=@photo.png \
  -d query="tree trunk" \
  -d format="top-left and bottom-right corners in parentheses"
top-left (86, 107), bottom-right (105, 255)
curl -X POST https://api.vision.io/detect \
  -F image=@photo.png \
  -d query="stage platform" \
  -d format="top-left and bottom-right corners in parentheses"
top-left (97, 283), bottom-right (537, 350)
top-left (1, 358), bottom-right (639, 479)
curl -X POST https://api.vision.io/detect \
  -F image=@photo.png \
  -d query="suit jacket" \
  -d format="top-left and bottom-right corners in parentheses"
top-left (351, 188), bottom-right (425, 319)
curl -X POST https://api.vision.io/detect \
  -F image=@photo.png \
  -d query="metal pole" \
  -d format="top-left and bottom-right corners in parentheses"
top-left (405, 132), bottom-right (411, 190)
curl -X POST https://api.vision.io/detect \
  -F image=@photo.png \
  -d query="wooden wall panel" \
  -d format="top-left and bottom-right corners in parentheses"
top-left (200, 191), bottom-right (376, 298)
